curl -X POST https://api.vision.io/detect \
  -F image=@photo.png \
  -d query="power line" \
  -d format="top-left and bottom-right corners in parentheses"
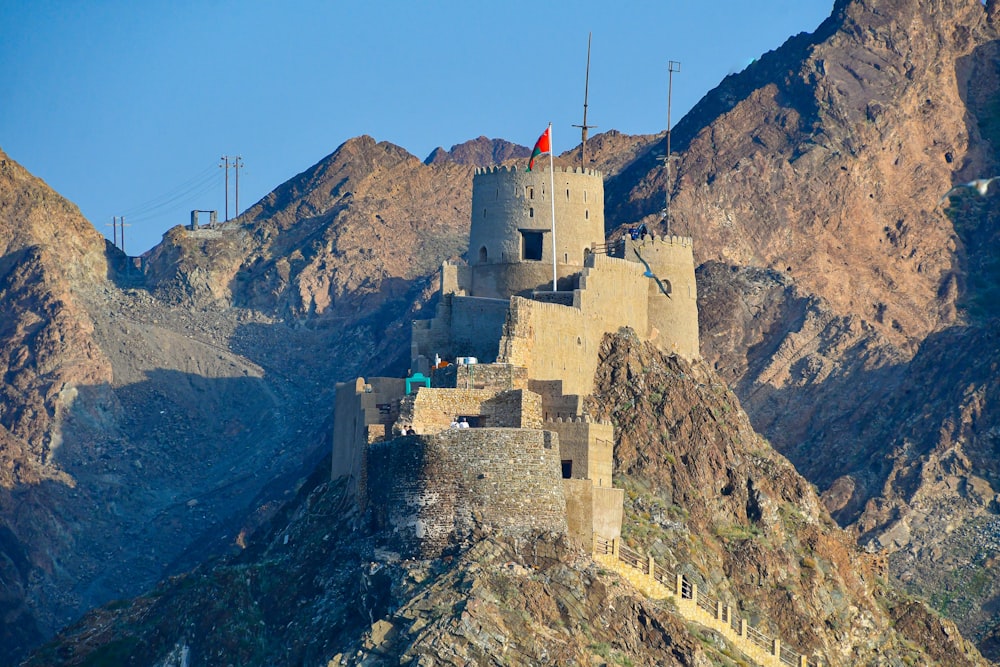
top-left (116, 164), bottom-right (218, 219)
top-left (120, 176), bottom-right (220, 223)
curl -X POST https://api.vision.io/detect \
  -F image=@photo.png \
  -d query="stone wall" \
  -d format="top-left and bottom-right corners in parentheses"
top-left (398, 387), bottom-right (542, 433)
top-left (432, 362), bottom-right (528, 392)
top-left (618, 235), bottom-right (700, 360)
top-left (564, 480), bottom-right (624, 549)
top-left (497, 254), bottom-right (649, 397)
top-left (527, 379), bottom-right (586, 419)
top-left (331, 377), bottom-right (406, 506)
top-left (544, 418), bottom-right (614, 487)
top-left (411, 294), bottom-right (509, 372)
top-left (366, 428), bottom-right (567, 558)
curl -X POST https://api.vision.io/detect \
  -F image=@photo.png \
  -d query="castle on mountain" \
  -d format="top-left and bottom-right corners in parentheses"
top-left (332, 164), bottom-right (699, 557)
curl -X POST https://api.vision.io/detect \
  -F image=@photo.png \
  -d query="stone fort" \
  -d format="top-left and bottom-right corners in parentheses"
top-left (332, 164), bottom-right (699, 557)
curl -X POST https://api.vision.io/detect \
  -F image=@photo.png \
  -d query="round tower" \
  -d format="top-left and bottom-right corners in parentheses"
top-left (622, 235), bottom-right (700, 360)
top-left (467, 165), bottom-right (605, 299)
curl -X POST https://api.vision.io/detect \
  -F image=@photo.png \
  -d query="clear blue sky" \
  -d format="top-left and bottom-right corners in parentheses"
top-left (1, 1), bottom-right (833, 254)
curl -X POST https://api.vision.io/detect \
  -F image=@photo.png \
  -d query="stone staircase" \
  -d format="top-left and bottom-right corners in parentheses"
top-left (593, 536), bottom-right (824, 667)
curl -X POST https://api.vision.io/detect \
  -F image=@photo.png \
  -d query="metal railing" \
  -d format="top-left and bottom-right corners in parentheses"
top-left (597, 536), bottom-right (824, 667)
top-left (696, 588), bottom-right (716, 616)
top-left (746, 624), bottom-right (772, 652)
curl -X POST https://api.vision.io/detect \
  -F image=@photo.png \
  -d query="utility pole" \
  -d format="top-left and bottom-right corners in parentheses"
top-left (573, 33), bottom-right (596, 168)
top-left (234, 156), bottom-right (243, 217)
top-left (661, 60), bottom-right (681, 235)
top-left (119, 217), bottom-right (131, 255)
top-left (220, 155), bottom-right (232, 221)
top-left (107, 217), bottom-right (119, 248)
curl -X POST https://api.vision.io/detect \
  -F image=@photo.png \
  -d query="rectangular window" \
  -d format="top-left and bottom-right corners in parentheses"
top-left (521, 230), bottom-right (544, 261)
top-left (561, 460), bottom-right (573, 478)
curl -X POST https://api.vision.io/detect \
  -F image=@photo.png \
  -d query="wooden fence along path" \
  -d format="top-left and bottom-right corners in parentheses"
top-left (593, 536), bottom-right (824, 667)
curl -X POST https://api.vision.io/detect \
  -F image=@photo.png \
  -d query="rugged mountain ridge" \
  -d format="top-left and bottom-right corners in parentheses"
top-left (600, 0), bottom-right (1000, 654)
top-left (25, 331), bottom-right (987, 666)
top-left (0, 130), bottom-right (659, 665)
top-left (7, 0), bottom-right (1000, 662)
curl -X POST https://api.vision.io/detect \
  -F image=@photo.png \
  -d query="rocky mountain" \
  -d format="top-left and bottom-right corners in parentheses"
top-left (0, 130), bottom-right (659, 665)
top-left (598, 0), bottom-right (1000, 656)
top-left (423, 135), bottom-right (530, 167)
top-left (24, 331), bottom-right (986, 666)
top-left (7, 0), bottom-right (1000, 663)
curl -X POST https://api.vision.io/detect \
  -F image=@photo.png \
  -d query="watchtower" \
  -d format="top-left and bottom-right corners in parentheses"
top-left (467, 165), bottom-right (605, 298)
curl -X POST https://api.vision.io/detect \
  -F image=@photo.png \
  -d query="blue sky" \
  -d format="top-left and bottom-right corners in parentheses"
top-left (1, 1), bottom-right (833, 254)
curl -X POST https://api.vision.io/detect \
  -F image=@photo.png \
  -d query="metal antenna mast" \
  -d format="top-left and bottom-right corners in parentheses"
top-left (659, 60), bottom-right (681, 235)
top-left (573, 32), bottom-right (596, 168)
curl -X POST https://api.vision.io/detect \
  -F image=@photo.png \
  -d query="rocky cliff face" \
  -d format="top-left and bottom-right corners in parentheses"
top-left (24, 331), bottom-right (986, 667)
top-left (600, 0), bottom-right (1000, 655)
top-left (0, 127), bottom-right (661, 665)
top-left (10, 0), bottom-right (1000, 662)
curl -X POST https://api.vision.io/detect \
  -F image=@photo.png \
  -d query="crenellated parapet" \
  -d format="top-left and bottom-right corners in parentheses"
top-left (474, 164), bottom-right (604, 178)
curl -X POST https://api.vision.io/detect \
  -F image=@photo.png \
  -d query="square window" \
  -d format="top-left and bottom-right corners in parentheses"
top-left (521, 231), bottom-right (544, 261)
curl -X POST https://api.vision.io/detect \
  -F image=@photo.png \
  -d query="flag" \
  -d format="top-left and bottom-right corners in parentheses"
top-left (527, 127), bottom-right (551, 171)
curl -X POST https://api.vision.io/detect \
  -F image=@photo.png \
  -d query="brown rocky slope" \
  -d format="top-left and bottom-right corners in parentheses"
top-left (12, 0), bottom-right (1000, 660)
top-left (599, 0), bottom-right (1000, 654)
top-left (26, 331), bottom-right (986, 666)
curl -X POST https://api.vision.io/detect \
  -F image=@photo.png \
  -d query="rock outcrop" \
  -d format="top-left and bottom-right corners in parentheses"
top-left (599, 0), bottom-right (1000, 654)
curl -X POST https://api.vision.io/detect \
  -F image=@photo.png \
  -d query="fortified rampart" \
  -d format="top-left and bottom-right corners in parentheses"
top-left (331, 377), bottom-right (405, 503)
top-left (431, 362), bottom-right (527, 391)
top-left (397, 387), bottom-right (542, 433)
top-left (366, 428), bottom-right (567, 558)
top-left (495, 253), bottom-right (649, 397)
top-left (411, 294), bottom-right (509, 371)
top-left (543, 418), bottom-right (614, 487)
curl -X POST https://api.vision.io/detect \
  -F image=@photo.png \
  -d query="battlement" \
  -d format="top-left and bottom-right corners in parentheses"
top-left (474, 164), bottom-right (604, 178)
top-left (544, 416), bottom-right (612, 426)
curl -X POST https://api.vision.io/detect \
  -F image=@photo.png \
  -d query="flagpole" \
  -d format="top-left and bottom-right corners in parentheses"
top-left (548, 122), bottom-right (557, 291)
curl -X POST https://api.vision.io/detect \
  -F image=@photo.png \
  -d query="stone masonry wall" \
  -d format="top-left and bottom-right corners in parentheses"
top-left (411, 294), bottom-right (509, 370)
top-left (366, 428), bottom-right (567, 558)
top-left (619, 235), bottom-right (700, 360)
top-left (332, 377), bottom-right (406, 504)
top-left (432, 362), bottom-right (528, 392)
top-left (467, 166), bottom-right (605, 299)
top-left (497, 254), bottom-right (648, 397)
top-left (398, 387), bottom-right (542, 433)
top-left (544, 418), bottom-right (614, 487)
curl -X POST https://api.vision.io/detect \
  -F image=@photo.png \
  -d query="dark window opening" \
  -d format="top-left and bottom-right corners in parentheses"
top-left (479, 246), bottom-right (488, 263)
top-left (561, 460), bottom-right (573, 479)
top-left (521, 231), bottom-right (543, 261)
